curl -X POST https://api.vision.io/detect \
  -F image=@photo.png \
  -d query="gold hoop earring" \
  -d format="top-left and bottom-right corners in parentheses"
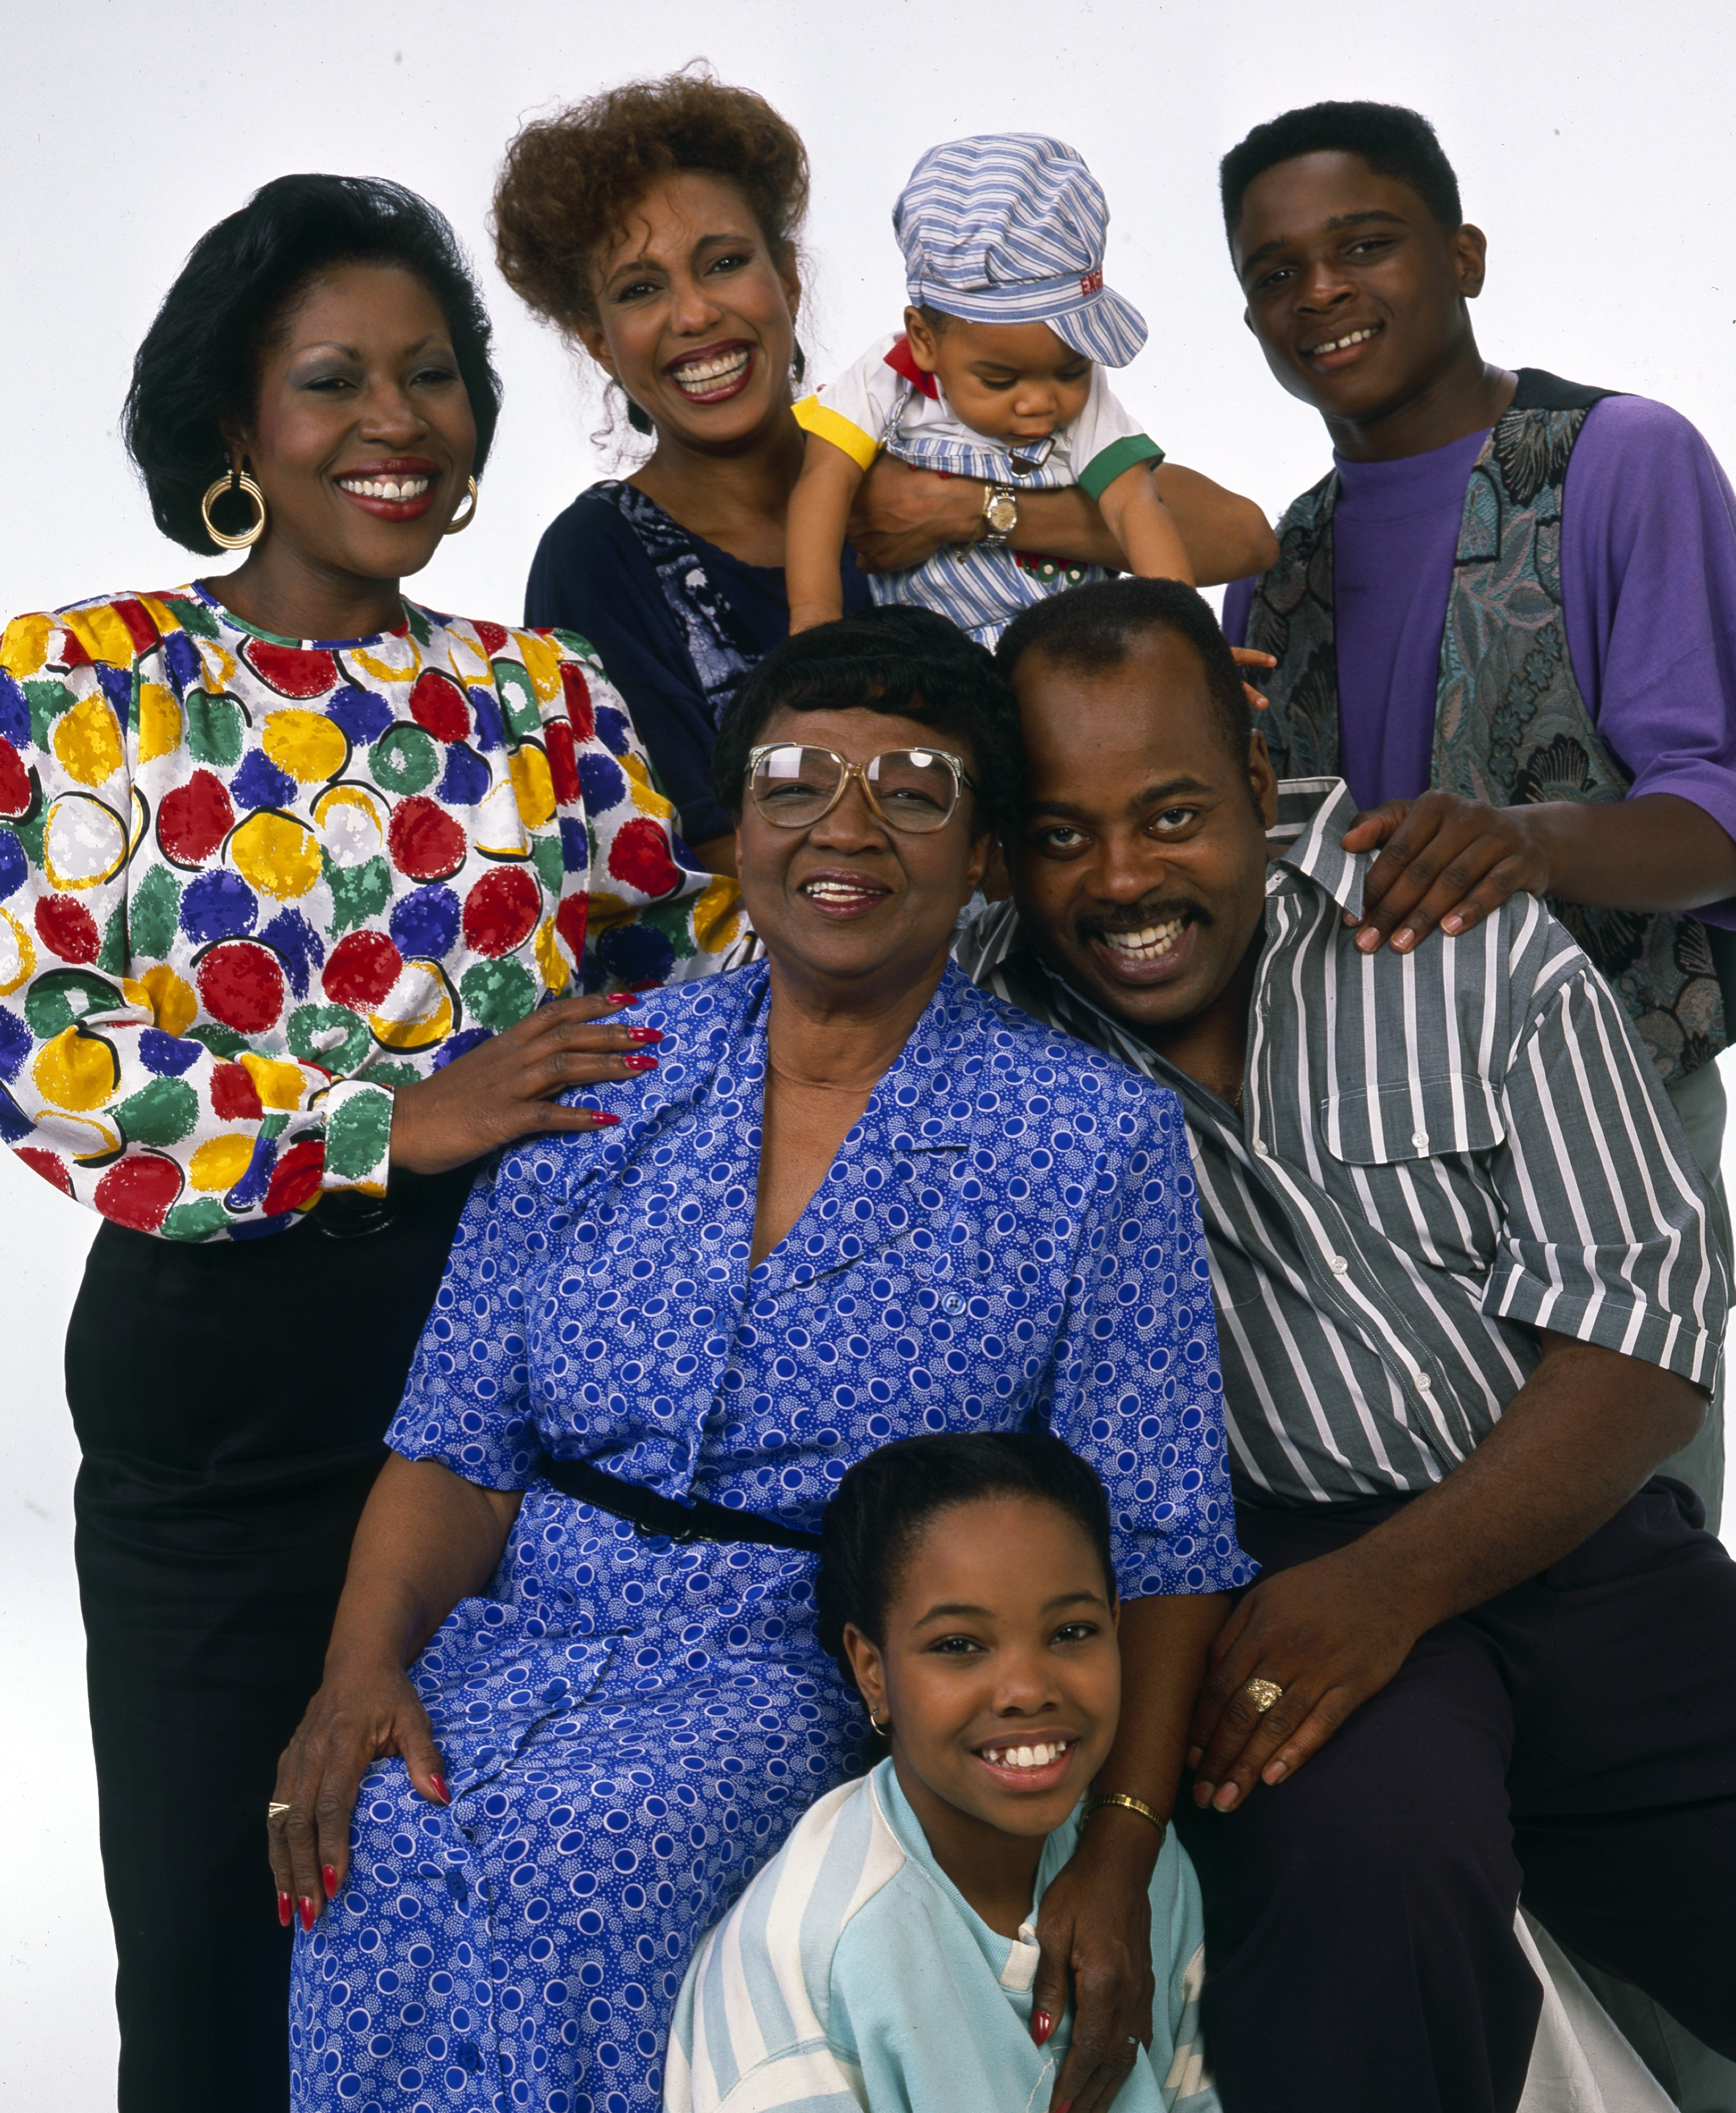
top-left (200, 467), bottom-right (267, 551)
top-left (443, 476), bottom-right (479, 536)
top-left (868, 1708), bottom-right (891, 1737)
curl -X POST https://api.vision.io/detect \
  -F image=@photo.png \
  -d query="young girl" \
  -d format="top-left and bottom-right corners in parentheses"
top-left (663, 1431), bottom-right (1221, 2112)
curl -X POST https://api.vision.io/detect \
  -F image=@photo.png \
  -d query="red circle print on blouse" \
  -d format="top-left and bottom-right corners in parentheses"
top-left (323, 930), bottom-right (404, 1010)
top-left (196, 940), bottom-right (286, 1034)
top-left (264, 1136), bottom-right (326, 1215)
top-left (36, 895), bottom-right (101, 963)
top-left (158, 771), bottom-right (236, 867)
top-left (0, 737), bottom-right (32, 819)
top-left (559, 661), bottom-right (594, 741)
top-left (240, 639), bottom-right (340, 699)
top-left (462, 869), bottom-right (541, 957)
top-left (95, 1153), bottom-right (183, 1232)
top-left (607, 817), bottom-right (682, 900)
top-left (388, 797), bottom-right (467, 882)
top-left (408, 669), bottom-right (471, 744)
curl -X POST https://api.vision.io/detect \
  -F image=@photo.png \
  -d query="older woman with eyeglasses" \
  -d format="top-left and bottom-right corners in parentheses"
top-left (277, 605), bottom-right (1251, 2113)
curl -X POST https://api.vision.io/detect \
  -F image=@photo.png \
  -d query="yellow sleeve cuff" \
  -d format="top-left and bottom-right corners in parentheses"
top-left (793, 395), bottom-right (880, 473)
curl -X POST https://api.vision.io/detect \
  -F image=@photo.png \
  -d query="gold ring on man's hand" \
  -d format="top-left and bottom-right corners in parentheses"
top-left (1242, 1678), bottom-right (1284, 1715)
top-left (267, 1801), bottom-right (292, 1819)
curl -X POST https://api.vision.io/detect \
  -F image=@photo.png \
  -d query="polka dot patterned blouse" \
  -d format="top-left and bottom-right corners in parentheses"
top-left (290, 959), bottom-right (1252, 2112)
top-left (0, 585), bottom-right (745, 1237)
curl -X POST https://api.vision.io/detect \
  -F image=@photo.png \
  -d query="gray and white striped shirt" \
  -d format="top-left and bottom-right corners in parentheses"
top-left (957, 779), bottom-right (1726, 1504)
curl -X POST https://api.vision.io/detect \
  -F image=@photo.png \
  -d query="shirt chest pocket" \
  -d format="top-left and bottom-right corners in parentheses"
top-left (1319, 1073), bottom-right (1505, 1168)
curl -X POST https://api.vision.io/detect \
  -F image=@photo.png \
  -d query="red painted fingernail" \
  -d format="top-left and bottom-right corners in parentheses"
top-left (299, 1897), bottom-right (317, 1932)
top-left (587, 1112), bottom-right (621, 1127)
top-left (278, 1891), bottom-right (293, 1927)
top-left (622, 1053), bottom-right (658, 1072)
top-left (429, 1774), bottom-right (451, 1805)
top-left (627, 1027), bottom-right (662, 1044)
top-left (1031, 2008), bottom-right (1054, 2046)
top-left (322, 1864), bottom-right (339, 1900)
top-left (604, 992), bottom-right (637, 1007)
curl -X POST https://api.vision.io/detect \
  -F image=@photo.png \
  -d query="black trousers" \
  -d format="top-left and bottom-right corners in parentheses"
top-left (66, 1172), bottom-right (471, 2113)
top-left (1173, 1480), bottom-right (1736, 2113)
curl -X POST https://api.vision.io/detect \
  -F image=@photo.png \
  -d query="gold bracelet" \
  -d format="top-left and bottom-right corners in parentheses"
top-left (1082, 1791), bottom-right (1167, 1837)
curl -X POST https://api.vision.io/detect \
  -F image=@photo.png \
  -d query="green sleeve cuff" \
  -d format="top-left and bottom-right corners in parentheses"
top-left (1078, 434), bottom-right (1166, 502)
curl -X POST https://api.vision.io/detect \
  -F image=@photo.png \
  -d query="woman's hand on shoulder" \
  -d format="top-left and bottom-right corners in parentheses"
top-left (389, 994), bottom-right (662, 1176)
top-left (269, 1655), bottom-right (450, 1932)
top-left (1031, 1813), bottom-right (1158, 2113)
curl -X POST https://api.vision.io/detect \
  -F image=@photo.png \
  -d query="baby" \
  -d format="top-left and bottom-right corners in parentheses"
top-left (787, 133), bottom-right (1191, 645)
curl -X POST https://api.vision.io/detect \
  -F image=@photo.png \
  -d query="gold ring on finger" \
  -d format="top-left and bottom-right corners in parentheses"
top-left (267, 1801), bottom-right (292, 1819)
top-left (1242, 1678), bottom-right (1284, 1715)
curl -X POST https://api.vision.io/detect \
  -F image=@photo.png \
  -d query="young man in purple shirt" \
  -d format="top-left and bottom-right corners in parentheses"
top-left (1220, 101), bottom-right (1736, 1529)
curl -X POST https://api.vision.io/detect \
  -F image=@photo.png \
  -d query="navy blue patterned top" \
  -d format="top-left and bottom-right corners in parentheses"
top-left (525, 482), bottom-right (872, 848)
top-left (390, 959), bottom-right (1252, 1599)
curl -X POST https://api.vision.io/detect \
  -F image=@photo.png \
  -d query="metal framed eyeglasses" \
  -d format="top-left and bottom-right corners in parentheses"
top-left (744, 743), bottom-right (975, 835)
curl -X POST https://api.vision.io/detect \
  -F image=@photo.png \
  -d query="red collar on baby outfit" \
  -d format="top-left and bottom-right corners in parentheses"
top-left (883, 335), bottom-right (941, 399)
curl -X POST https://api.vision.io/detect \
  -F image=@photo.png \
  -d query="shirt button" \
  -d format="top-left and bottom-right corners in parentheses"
top-left (1329, 1255), bottom-right (1349, 1274)
top-left (1417, 1374), bottom-right (1433, 1392)
top-left (1411, 1131), bottom-right (1429, 1150)
top-left (941, 1292), bottom-right (966, 1316)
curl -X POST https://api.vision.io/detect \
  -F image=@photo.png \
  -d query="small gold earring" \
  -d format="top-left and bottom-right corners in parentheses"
top-left (200, 465), bottom-right (267, 551)
top-left (443, 476), bottom-right (479, 536)
top-left (868, 1707), bottom-right (891, 1736)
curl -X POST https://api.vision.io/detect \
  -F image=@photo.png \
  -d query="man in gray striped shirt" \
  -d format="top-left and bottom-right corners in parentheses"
top-left (957, 578), bottom-right (1736, 2113)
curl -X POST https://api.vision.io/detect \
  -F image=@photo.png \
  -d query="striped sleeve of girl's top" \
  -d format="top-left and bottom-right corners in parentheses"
top-left (663, 1775), bottom-right (902, 2111)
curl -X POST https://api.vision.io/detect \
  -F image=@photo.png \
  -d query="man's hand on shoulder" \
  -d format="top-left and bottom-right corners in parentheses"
top-left (1345, 788), bottom-right (1736, 951)
top-left (1342, 792), bottom-right (1549, 954)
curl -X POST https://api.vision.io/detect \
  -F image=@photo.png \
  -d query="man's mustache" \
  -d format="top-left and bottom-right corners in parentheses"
top-left (1076, 897), bottom-right (1212, 940)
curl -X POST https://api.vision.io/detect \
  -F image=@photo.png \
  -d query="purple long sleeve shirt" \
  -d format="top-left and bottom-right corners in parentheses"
top-left (1224, 395), bottom-right (1736, 923)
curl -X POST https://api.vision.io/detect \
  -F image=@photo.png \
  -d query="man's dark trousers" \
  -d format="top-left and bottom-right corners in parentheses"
top-left (1173, 1480), bottom-right (1736, 2113)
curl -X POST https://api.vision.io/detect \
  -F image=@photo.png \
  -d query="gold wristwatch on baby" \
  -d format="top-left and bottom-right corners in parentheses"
top-left (974, 482), bottom-right (1019, 551)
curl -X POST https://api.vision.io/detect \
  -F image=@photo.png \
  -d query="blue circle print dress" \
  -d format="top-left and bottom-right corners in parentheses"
top-left (289, 958), bottom-right (1252, 2112)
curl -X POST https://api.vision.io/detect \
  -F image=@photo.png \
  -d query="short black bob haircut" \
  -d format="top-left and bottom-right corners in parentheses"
top-left (815, 1432), bottom-right (1116, 1689)
top-left (1219, 101), bottom-right (1463, 240)
top-left (123, 173), bottom-right (503, 556)
top-left (996, 577), bottom-right (1252, 767)
top-left (712, 604), bottom-right (1023, 843)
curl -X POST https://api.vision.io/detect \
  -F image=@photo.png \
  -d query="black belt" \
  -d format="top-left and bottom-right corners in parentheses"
top-left (540, 1456), bottom-right (822, 1553)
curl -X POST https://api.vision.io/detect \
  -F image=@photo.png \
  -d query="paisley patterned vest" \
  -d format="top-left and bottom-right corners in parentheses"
top-left (1243, 369), bottom-right (1724, 1085)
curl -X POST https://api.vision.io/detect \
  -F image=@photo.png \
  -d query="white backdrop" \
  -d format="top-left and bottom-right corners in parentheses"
top-left (4, 1), bottom-right (1734, 2101)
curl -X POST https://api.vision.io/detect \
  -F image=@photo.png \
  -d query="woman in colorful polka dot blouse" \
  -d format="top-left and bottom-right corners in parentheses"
top-left (273, 607), bottom-right (1250, 2113)
top-left (0, 176), bottom-right (742, 2113)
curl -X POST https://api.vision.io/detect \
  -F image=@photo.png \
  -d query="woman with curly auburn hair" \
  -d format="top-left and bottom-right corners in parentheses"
top-left (496, 69), bottom-right (1276, 875)
top-left (0, 170), bottom-right (743, 2113)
